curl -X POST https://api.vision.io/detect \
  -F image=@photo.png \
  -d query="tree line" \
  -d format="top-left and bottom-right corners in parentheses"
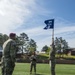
top-left (0, 32), bottom-right (37, 54)
top-left (41, 37), bottom-right (69, 55)
top-left (0, 33), bottom-right (69, 55)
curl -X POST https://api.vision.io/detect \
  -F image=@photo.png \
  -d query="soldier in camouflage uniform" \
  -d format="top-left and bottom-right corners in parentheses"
top-left (50, 44), bottom-right (56, 75)
top-left (30, 52), bottom-right (37, 74)
top-left (1, 33), bottom-right (17, 75)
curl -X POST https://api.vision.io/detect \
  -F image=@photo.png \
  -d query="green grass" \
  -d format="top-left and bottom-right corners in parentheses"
top-left (0, 63), bottom-right (75, 75)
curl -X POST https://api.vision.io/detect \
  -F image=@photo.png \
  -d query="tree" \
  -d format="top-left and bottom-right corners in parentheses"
top-left (42, 45), bottom-right (51, 54)
top-left (18, 33), bottom-right (29, 54)
top-left (17, 33), bottom-right (37, 54)
top-left (55, 37), bottom-right (69, 57)
top-left (0, 33), bottom-right (4, 47)
top-left (3, 34), bottom-right (9, 42)
top-left (0, 33), bottom-right (8, 48)
top-left (27, 39), bottom-right (37, 54)
top-left (0, 32), bottom-right (37, 55)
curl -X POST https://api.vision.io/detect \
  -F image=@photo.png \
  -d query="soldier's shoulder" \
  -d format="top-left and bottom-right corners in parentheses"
top-left (10, 40), bottom-right (16, 46)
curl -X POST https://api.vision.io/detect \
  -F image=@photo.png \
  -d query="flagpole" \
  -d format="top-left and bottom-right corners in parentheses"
top-left (44, 19), bottom-right (56, 75)
top-left (52, 26), bottom-right (54, 44)
top-left (50, 22), bottom-right (56, 75)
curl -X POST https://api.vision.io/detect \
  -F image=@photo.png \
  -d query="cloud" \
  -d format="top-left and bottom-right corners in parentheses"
top-left (0, 0), bottom-right (36, 34)
top-left (55, 26), bottom-right (75, 35)
top-left (20, 24), bottom-right (75, 39)
top-left (19, 19), bottom-right (75, 50)
top-left (0, 0), bottom-right (52, 35)
top-left (67, 38), bottom-right (75, 48)
top-left (0, 0), bottom-right (75, 51)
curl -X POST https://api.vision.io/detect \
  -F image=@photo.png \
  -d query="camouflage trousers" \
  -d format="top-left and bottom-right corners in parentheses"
top-left (50, 60), bottom-right (56, 75)
top-left (30, 63), bottom-right (36, 73)
top-left (1, 59), bottom-right (15, 75)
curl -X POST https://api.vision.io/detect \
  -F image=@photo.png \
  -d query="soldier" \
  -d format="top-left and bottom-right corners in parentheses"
top-left (50, 44), bottom-right (56, 75)
top-left (1, 33), bottom-right (17, 75)
top-left (30, 52), bottom-right (37, 75)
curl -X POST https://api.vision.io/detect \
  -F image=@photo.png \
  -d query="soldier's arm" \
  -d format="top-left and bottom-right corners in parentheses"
top-left (10, 41), bottom-right (17, 62)
top-left (30, 55), bottom-right (34, 61)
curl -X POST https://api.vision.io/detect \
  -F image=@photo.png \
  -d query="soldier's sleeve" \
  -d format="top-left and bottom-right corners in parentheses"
top-left (10, 41), bottom-right (17, 62)
top-left (30, 55), bottom-right (34, 61)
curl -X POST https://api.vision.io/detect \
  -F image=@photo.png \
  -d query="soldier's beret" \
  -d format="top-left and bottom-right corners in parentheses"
top-left (9, 33), bottom-right (16, 37)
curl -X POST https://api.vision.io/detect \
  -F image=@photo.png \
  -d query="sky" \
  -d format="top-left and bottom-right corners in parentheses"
top-left (0, 0), bottom-right (75, 52)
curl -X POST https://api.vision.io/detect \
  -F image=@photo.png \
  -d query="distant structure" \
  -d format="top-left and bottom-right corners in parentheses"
top-left (65, 48), bottom-right (75, 56)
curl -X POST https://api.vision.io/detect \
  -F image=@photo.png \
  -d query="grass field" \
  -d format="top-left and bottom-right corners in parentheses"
top-left (0, 63), bottom-right (75, 75)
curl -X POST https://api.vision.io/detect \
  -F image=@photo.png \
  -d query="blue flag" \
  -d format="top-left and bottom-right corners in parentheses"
top-left (44, 19), bottom-right (54, 29)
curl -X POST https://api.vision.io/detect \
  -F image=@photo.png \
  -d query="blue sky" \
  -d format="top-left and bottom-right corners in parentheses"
top-left (0, 0), bottom-right (75, 51)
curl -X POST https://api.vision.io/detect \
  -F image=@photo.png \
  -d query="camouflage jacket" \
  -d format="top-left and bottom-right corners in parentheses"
top-left (2, 39), bottom-right (17, 63)
top-left (30, 55), bottom-right (37, 64)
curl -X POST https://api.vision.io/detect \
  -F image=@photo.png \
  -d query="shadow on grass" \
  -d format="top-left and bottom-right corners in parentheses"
top-left (30, 74), bottom-right (43, 75)
top-left (30, 73), bottom-right (44, 75)
top-left (36, 74), bottom-right (43, 75)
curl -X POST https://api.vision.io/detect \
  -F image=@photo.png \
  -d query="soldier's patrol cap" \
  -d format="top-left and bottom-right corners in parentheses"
top-left (9, 33), bottom-right (16, 37)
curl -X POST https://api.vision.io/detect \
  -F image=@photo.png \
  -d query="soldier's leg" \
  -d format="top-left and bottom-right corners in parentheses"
top-left (10, 63), bottom-right (15, 75)
top-left (30, 64), bottom-right (33, 74)
top-left (4, 61), bottom-right (14, 75)
top-left (9, 66), bottom-right (15, 75)
top-left (4, 67), bottom-right (10, 75)
top-left (1, 67), bottom-right (4, 75)
top-left (34, 64), bottom-right (36, 73)
top-left (51, 60), bottom-right (56, 75)
top-left (4, 66), bottom-right (14, 75)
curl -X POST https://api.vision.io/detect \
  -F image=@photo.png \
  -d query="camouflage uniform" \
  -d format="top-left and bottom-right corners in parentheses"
top-left (30, 54), bottom-right (37, 74)
top-left (1, 56), bottom-right (4, 75)
top-left (50, 44), bottom-right (56, 75)
top-left (1, 38), bottom-right (17, 75)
